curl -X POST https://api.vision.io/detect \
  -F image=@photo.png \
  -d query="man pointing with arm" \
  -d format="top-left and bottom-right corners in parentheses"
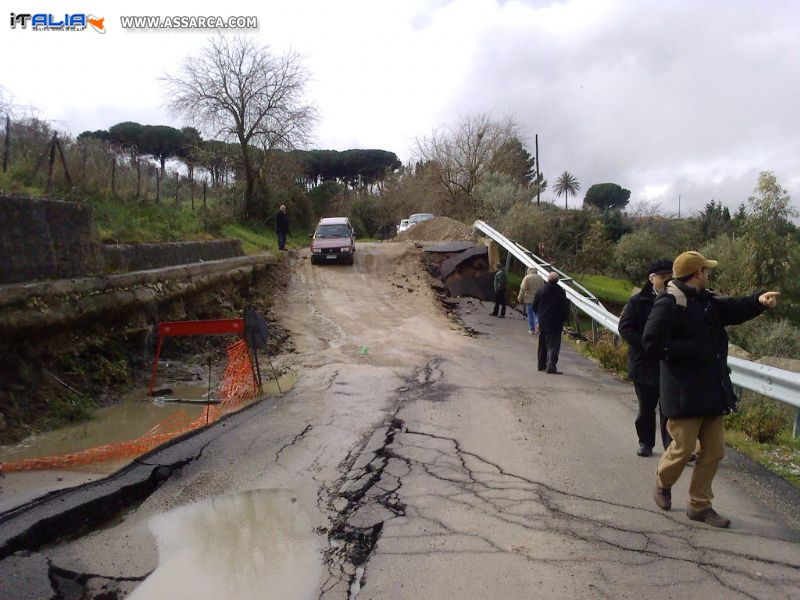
top-left (643, 251), bottom-right (779, 528)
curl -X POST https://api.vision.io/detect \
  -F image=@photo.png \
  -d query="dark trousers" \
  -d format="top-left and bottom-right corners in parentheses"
top-left (634, 382), bottom-right (671, 450)
top-left (537, 329), bottom-right (562, 371)
top-left (277, 231), bottom-right (287, 250)
top-left (491, 288), bottom-right (506, 316)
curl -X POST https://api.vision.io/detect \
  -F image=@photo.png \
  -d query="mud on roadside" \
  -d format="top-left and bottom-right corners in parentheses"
top-left (0, 256), bottom-right (295, 446)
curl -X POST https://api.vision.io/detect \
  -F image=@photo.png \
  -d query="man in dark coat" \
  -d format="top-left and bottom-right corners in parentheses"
top-left (275, 204), bottom-right (289, 251)
top-left (532, 272), bottom-right (571, 374)
top-left (490, 263), bottom-right (507, 318)
top-left (619, 258), bottom-right (674, 457)
top-left (643, 251), bottom-right (779, 528)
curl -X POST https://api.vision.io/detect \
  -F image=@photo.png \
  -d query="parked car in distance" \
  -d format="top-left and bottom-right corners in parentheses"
top-left (408, 213), bottom-right (435, 227)
top-left (310, 217), bottom-right (356, 265)
top-left (396, 219), bottom-right (410, 234)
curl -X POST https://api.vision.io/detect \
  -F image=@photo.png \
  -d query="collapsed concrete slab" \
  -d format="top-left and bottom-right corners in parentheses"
top-left (423, 242), bottom-right (493, 301)
top-left (439, 245), bottom-right (489, 281)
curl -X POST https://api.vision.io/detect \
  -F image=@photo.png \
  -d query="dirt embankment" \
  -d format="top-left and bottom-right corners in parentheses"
top-left (393, 217), bottom-right (476, 242)
top-left (0, 260), bottom-right (294, 445)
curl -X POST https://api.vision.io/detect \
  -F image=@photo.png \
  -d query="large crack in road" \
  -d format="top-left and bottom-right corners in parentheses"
top-left (319, 351), bottom-right (800, 599)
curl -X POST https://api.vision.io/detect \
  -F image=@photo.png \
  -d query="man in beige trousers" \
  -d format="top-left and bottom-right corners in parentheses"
top-left (642, 251), bottom-right (779, 528)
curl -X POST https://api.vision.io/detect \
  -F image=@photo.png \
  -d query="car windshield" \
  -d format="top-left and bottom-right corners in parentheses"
top-left (409, 214), bottom-right (434, 224)
top-left (315, 224), bottom-right (351, 238)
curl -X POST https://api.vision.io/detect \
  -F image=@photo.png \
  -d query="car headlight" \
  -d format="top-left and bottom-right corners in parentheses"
top-left (312, 248), bottom-right (322, 253)
top-left (340, 246), bottom-right (350, 252)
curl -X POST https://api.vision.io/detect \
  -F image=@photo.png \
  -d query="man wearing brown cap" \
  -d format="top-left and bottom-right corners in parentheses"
top-left (643, 251), bottom-right (779, 528)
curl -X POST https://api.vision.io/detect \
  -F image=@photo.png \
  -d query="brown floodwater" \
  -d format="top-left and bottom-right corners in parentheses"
top-left (0, 374), bottom-right (295, 507)
top-left (129, 489), bottom-right (322, 600)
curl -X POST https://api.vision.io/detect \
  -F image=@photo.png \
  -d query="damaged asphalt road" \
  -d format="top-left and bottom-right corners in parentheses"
top-left (1, 242), bottom-right (799, 599)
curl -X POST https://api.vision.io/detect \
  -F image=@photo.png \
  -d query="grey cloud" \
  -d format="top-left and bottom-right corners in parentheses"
top-left (444, 0), bottom-right (800, 213)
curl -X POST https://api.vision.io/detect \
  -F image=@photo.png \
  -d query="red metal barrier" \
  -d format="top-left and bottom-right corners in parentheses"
top-left (148, 318), bottom-right (245, 396)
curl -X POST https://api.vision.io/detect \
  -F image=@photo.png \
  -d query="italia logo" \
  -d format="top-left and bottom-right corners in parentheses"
top-left (9, 13), bottom-right (106, 33)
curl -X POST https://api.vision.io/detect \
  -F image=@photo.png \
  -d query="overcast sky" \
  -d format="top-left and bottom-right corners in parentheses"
top-left (3, 0), bottom-right (799, 215)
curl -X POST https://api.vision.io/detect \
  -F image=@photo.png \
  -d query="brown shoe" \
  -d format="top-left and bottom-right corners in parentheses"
top-left (654, 485), bottom-right (671, 510)
top-left (686, 507), bottom-right (731, 528)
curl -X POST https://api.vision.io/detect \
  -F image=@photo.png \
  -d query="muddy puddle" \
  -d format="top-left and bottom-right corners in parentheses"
top-left (0, 374), bottom-right (295, 507)
top-left (130, 489), bottom-right (322, 600)
top-left (0, 387), bottom-right (208, 466)
top-left (0, 375), bottom-right (295, 466)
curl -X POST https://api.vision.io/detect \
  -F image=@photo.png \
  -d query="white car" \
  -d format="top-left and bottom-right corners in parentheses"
top-left (396, 219), bottom-right (410, 234)
top-left (408, 213), bottom-right (434, 227)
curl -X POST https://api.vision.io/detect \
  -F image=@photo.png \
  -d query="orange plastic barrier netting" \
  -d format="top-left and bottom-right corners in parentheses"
top-left (1, 340), bottom-right (260, 473)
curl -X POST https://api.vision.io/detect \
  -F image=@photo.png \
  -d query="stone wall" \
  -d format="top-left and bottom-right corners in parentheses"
top-left (0, 195), bottom-right (246, 283)
top-left (102, 239), bottom-right (244, 273)
top-left (0, 195), bottom-right (103, 284)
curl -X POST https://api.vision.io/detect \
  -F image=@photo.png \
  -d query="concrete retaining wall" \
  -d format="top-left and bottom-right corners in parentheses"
top-left (0, 196), bottom-right (103, 284)
top-left (0, 254), bottom-right (276, 339)
top-left (0, 195), bottom-right (246, 284)
top-left (102, 240), bottom-right (244, 273)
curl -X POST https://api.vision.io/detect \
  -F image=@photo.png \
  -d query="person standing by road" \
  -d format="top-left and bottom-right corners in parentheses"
top-left (490, 263), bottom-right (508, 318)
top-left (517, 267), bottom-right (545, 334)
top-left (619, 259), bottom-right (674, 457)
top-left (275, 204), bottom-right (289, 251)
top-left (532, 272), bottom-right (570, 374)
top-left (643, 251), bottom-right (780, 528)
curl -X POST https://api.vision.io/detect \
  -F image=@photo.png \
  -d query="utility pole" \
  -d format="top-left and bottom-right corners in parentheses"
top-left (678, 195), bottom-right (681, 219)
top-left (535, 134), bottom-right (541, 206)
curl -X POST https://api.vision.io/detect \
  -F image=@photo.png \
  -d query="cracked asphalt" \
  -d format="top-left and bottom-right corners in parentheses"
top-left (2, 242), bottom-right (799, 599)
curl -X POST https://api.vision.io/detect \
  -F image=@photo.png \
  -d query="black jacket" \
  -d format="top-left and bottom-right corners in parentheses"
top-left (532, 281), bottom-right (570, 332)
top-left (642, 280), bottom-right (764, 418)
top-left (275, 211), bottom-right (289, 234)
top-left (619, 283), bottom-right (660, 386)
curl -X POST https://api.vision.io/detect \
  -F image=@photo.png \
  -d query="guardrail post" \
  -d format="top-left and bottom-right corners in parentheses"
top-left (571, 305), bottom-right (582, 339)
top-left (794, 408), bottom-right (800, 439)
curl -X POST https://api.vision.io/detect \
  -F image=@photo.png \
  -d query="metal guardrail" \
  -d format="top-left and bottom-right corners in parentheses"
top-left (472, 220), bottom-right (800, 421)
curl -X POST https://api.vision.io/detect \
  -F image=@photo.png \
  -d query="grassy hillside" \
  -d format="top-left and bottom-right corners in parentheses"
top-left (574, 273), bottom-right (635, 305)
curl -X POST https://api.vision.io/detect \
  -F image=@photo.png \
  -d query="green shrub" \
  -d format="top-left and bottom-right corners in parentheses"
top-left (613, 230), bottom-right (672, 283)
top-left (46, 392), bottom-right (95, 425)
top-left (729, 397), bottom-right (790, 443)
top-left (728, 317), bottom-right (800, 360)
top-left (579, 332), bottom-right (628, 375)
top-left (700, 235), bottom-right (751, 297)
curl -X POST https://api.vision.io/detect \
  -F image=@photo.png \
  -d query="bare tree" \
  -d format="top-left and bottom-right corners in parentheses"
top-left (0, 86), bottom-right (13, 118)
top-left (163, 35), bottom-right (317, 220)
top-left (413, 113), bottom-right (518, 205)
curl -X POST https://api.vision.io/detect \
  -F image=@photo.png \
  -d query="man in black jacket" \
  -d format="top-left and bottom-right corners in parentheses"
top-left (532, 272), bottom-right (571, 374)
top-left (619, 258), bottom-right (673, 457)
top-left (275, 204), bottom-right (289, 251)
top-left (643, 251), bottom-right (779, 528)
